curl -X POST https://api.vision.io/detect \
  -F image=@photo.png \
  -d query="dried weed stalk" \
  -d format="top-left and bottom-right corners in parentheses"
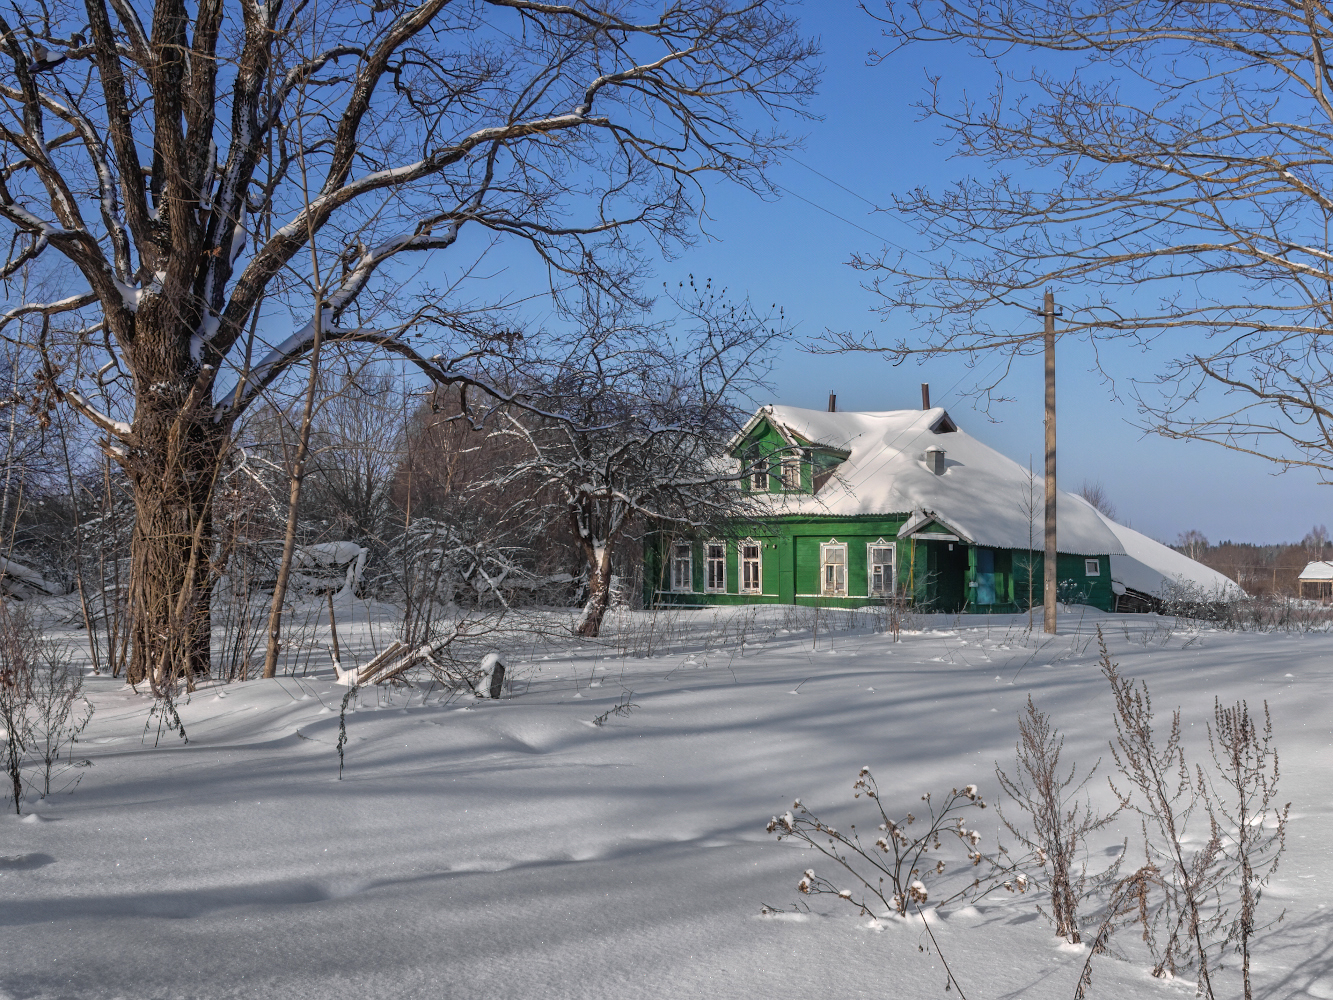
top-left (995, 696), bottom-right (1120, 943)
top-left (1207, 698), bottom-right (1288, 1000)
top-left (767, 768), bottom-right (1026, 918)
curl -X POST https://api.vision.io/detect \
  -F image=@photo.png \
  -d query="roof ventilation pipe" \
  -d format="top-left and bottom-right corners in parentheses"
top-left (921, 383), bottom-right (930, 409)
top-left (925, 445), bottom-right (946, 475)
top-left (828, 391), bottom-right (837, 412)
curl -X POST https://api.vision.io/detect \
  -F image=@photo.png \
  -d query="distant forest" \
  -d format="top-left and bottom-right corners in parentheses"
top-left (1080, 483), bottom-right (1329, 598)
top-left (1174, 528), bottom-right (1330, 597)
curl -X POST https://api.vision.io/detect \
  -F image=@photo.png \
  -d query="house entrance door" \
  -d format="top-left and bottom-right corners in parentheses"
top-left (924, 541), bottom-right (969, 612)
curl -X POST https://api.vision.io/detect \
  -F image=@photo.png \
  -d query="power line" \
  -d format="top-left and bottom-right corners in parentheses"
top-left (787, 154), bottom-right (882, 210)
top-left (770, 180), bottom-right (933, 267)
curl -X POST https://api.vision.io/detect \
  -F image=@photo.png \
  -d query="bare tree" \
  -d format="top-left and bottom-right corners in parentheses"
top-left (1078, 480), bottom-right (1116, 522)
top-left (1302, 524), bottom-right (1329, 561)
top-left (818, 0), bottom-right (1333, 481)
top-left (484, 282), bottom-right (784, 636)
top-left (0, 0), bottom-right (818, 688)
top-left (303, 371), bottom-right (408, 544)
top-left (1177, 530), bottom-right (1210, 564)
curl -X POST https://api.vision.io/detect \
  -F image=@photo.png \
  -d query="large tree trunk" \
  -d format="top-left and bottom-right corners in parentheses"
top-left (122, 322), bottom-right (223, 689)
top-left (573, 500), bottom-right (628, 638)
top-left (575, 555), bottom-right (613, 638)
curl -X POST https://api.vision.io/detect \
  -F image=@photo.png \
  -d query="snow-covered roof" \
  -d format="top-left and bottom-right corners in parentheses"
top-left (1298, 561), bottom-right (1333, 582)
top-left (742, 405), bottom-right (1125, 556)
top-left (1073, 497), bottom-right (1245, 599)
top-left (739, 405), bottom-right (1243, 598)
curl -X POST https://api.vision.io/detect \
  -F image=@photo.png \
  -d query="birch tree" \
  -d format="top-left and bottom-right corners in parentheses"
top-left (0, 0), bottom-right (817, 689)
top-left (824, 0), bottom-right (1333, 479)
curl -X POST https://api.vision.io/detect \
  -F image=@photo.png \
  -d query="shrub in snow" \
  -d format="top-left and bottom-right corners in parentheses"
top-left (0, 614), bottom-right (36, 813)
top-left (768, 771), bottom-right (1023, 997)
top-left (995, 695), bottom-right (1121, 944)
top-left (0, 606), bottom-right (91, 813)
top-left (26, 643), bottom-right (93, 798)
top-left (1072, 628), bottom-right (1289, 1000)
top-left (591, 691), bottom-right (638, 726)
top-left (767, 769), bottom-right (1024, 920)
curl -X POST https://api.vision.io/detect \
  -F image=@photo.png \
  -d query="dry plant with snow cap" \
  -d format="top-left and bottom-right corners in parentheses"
top-left (767, 769), bottom-right (1039, 998)
top-left (767, 768), bottom-right (1030, 920)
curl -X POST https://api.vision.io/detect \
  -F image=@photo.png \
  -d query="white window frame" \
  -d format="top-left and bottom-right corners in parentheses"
top-left (705, 540), bottom-right (727, 593)
top-left (1085, 558), bottom-right (1101, 577)
top-left (750, 452), bottom-right (769, 491)
top-left (820, 540), bottom-right (848, 597)
top-left (740, 539), bottom-right (762, 594)
top-left (670, 542), bottom-right (694, 593)
top-left (867, 539), bottom-right (896, 597)
top-left (781, 451), bottom-right (803, 491)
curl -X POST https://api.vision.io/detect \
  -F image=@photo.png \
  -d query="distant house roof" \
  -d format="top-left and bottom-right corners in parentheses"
top-left (734, 404), bottom-right (1124, 556)
top-left (1298, 561), bottom-right (1333, 582)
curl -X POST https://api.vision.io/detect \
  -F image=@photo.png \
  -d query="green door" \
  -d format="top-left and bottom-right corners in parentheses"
top-left (924, 540), bottom-right (969, 612)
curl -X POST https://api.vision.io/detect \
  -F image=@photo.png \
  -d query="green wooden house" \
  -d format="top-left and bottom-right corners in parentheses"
top-left (644, 404), bottom-right (1129, 613)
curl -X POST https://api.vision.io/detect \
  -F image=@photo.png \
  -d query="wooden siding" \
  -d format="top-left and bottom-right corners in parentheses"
top-left (644, 516), bottom-right (1115, 612)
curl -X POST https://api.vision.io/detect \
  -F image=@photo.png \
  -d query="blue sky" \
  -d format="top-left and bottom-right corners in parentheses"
top-left (645, 3), bottom-right (1329, 547)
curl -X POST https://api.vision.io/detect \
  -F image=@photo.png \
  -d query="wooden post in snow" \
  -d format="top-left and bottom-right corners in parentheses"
top-left (1043, 290), bottom-right (1058, 635)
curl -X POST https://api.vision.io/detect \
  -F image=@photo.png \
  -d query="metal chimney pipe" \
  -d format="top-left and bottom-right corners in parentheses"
top-left (827, 391), bottom-right (836, 412)
top-left (921, 383), bottom-right (931, 409)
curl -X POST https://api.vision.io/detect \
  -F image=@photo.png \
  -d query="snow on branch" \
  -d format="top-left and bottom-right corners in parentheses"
top-left (0, 291), bottom-right (97, 333)
top-left (62, 390), bottom-right (133, 442)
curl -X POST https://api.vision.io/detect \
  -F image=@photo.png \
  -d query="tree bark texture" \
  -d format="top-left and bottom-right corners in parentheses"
top-left (123, 336), bottom-right (223, 688)
top-left (575, 543), bottom-right (614, 638)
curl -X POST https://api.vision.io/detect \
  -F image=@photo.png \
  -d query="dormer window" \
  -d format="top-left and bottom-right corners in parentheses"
top-left (781, 451), bottom-right (803, 490)
top-left (749, 450), bottom-right (769, 490)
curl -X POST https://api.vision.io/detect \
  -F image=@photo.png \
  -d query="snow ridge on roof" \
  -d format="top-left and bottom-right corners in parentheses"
top-left (751, 405), bottom-right (1125, 556)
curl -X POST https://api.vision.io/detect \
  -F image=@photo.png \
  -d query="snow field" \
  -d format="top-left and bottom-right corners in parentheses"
top-left (3, 604), bottom-right (1332, 999)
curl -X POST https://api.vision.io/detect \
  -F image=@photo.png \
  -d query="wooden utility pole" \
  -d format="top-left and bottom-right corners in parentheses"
top-left (1043, 290), bottom-right (1058, 635)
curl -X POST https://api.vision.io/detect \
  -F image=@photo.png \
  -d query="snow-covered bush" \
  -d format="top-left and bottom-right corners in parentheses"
top-left (25, 642), bottom-right (93, 798)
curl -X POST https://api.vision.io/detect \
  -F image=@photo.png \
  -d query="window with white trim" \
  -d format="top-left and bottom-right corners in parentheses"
top-left (705, 541), bottom-right (726, 592)
top-left (740, 541), bottom-right (762, 594)
top-left (670, 543), bottom-right (693, 592)
top-left (781, 451), bottom-right (803, 490)
top-left (750, 451), bottom-right (769, 490)
top-left (868, 540), bottom-right (896, 596)
top-left (821, 541), bottom-right (848, 596)
top-left (1085, 558), bottom-right (1101, 576)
